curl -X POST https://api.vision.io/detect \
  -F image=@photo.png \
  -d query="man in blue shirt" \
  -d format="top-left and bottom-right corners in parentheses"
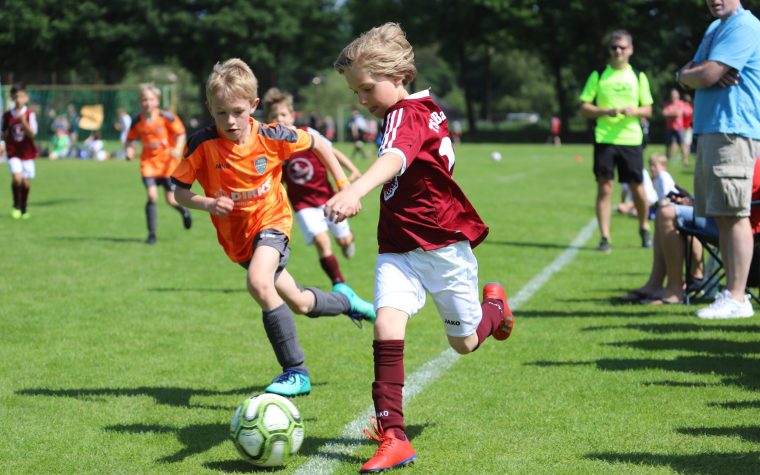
top-left (676, 0), bottom-right (760, 319)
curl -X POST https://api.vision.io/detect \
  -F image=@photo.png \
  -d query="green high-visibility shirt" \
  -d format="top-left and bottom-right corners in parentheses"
top-left (579, 64), bottom-right (653, 146)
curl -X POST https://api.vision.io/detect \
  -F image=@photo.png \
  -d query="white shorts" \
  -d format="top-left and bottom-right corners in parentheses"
top-left (294, 205), bottom-right (351, 245)
top-left (8, 158), bottom-right (35, 179)
top-left (375, 241), bottom-right (481, 337)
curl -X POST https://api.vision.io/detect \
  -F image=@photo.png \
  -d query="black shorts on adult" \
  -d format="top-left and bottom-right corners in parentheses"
top-left (142, 176), bottom-right (176, 190)
top-left (593, 143), bottom-right (644, 183)
top-left (238, 228), bottom-right (291, 280)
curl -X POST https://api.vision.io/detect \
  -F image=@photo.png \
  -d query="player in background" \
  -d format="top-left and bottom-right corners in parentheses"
top-left (172, 58), bottom-right (376, 397)
top-left (3, 83), bottom-right (38, 220)
top-left (125, 83), bottom-right (192, 244)
top-left (329, 23), bottom-right (515, 473)
top-left (262, 87), bottom-right (362, 288)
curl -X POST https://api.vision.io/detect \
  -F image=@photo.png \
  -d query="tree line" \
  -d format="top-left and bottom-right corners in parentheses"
top-left (1, 0), bottom-right (752, 137)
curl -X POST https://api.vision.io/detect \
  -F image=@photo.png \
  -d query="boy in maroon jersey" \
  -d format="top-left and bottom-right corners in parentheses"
top-left (263, 88), bottom-right (363, 287)
top-left (3, 83), bottom-right (39, 220)
top-left (330, 23), bottom-right (515, 472)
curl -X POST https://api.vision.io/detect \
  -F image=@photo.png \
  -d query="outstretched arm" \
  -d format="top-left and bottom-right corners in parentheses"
top-left (324, 152), bottom-right (403, 222)
top-left (311, 135), bottom-right (350, 190)
top-left (333, 147), bottom-right (362, 181)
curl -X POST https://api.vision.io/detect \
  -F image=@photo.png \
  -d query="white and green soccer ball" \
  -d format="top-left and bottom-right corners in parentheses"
top-left (229, 393), bottom-right (305, 466)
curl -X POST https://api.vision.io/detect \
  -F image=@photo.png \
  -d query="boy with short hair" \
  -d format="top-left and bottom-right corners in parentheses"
top-left (125, 83), bottom-right (192, 244)
top-left (262, 87), bottom-right (362, 286)
top-left (3, 83), bottom-right (38, 219)
top-left (171, 58), bottom-right (376, 397)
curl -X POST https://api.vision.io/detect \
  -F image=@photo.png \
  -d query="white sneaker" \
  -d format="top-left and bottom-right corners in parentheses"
top-left (341, 242), bottom-right (356, 259)
top-left (696, 289), bottom-right (754, 319)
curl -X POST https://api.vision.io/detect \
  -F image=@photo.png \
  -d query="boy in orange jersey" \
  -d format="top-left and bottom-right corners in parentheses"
top-left (171, 58), bottom-right (376, 397)
top-left (125, 83), bottom-right (192, 244)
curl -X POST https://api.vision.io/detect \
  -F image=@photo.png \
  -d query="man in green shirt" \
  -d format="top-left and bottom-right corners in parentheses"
top-left (579, 29), bottom-right (654, 253)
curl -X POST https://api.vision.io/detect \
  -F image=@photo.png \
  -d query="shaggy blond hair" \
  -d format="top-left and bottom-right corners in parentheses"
top-left (206, 58), bottom-right (258, 103)
top-left (334, 22), bottom-right (416, 85)
top-left (138, 82), bottom-right (161, 98)
top-left (262, 87), bottom-right (294, 117)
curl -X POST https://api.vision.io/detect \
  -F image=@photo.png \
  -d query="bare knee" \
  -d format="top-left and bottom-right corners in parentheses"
top-left (247, 274), bottom-right (275, 301)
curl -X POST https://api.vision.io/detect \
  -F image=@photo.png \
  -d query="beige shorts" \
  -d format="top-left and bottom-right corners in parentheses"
top-left (694, 133), bottom-right (755, 217)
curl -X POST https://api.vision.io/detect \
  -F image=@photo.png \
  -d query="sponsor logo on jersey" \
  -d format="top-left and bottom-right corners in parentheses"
top-left (254, 157), bottom-right (267, 174)
top-left (383, 176), bottom-right (399, 201)
top-left (214, 178), bottom-right (272, 207)
top-left (286, 157), bottom-right (314, 185)
top-left (215, 163), bottom-right (231, 169)
top-left (428, 111), bottom-right (446, 133)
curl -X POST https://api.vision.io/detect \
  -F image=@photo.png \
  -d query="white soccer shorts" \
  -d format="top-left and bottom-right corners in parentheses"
top-left (375, 240), bottom-right (482, 337)
top-left (294, 205), bottom-right (351, 245)
top-left (8, 158), bottom-right (35, 179)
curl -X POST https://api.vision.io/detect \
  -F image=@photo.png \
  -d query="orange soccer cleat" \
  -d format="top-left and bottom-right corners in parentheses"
top-left (483, 282), bottom-right (514, 340)
top-left (359, 417), bottom-right (416, 473)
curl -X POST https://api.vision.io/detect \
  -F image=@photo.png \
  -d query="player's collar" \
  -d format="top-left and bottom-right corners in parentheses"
top-left (405, 89), bottom-right (431, 100)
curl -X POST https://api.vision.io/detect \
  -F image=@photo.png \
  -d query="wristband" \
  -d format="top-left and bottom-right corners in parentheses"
top-left (335, 178), bottom-right (349, 189)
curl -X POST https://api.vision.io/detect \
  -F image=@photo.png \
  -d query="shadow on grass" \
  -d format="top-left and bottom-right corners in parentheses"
top-left (56, 235), bottom-right (144, 243)
top-left (518, 309), bottom-right (662, 319)
top-left (586, 451), bottom-right (760, 474)
top-left (528, 355), bottom-right (760, 390)
top-left (582, 322), bottom-right (760, 334)
top-left (17, 385), bottom-right (266, 409)
top-left (106, 422), bottom-right (229, 464)
top-left (33, 198), bottom-right (83, 207)
top-left (678, 426), bottom-right (760, 444)
top-left (606, 338), bottom-right (760, 355)
top-left (204, 422), bottom-right (431, 473)
top-left (481, 240), bottom-right (583, 251)
top-left (709, 400), bottom-right (760, 409)
top-left (149, 287), bottom-right (246, 294)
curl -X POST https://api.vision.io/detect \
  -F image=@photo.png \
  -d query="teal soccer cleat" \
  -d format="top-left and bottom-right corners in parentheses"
top-left (333, 282), bottom-right (376, 326)
top-left (264, 369), bottom-right (311, 397)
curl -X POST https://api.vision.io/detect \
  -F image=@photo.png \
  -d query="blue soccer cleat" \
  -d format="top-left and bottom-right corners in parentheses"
top-left (333, 282), bottom-right (376, 327)
top-left (264, 369), bottom-right (311, 397)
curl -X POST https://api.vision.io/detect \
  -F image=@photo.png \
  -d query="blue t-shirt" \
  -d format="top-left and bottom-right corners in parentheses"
top-left (692, 8), bottom-right (760, 139)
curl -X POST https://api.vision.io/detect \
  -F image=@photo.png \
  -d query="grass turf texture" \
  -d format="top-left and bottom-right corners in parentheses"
top-left (1, 145), bottom-right (759, 474)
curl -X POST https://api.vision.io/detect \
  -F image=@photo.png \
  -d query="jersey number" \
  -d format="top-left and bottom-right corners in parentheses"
top-left (439, 136), bottom-right (455, 171)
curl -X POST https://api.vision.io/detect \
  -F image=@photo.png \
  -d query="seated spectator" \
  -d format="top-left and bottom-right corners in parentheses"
top-left (83, 130), bottom-right (109, 161)
top-left (48, 127), bottom-right (71, 160)
top-left (618, 169), bottom-right (658, 219)
top-left (648, 153), bottom-right (678, 200)
top-left (616, 192), bottom-right (713, 305)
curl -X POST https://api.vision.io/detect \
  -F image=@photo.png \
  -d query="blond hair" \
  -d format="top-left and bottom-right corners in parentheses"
top-left (206, 58), bottom-right (258, 103)
top-left (262, 87), bottom-right (294, 117)
top-left (139, 83), bottom-right (161, 98)
top-left (649, 153), bottom-right (668, 166)
top-left (334, 22), bottom-right (416, 85)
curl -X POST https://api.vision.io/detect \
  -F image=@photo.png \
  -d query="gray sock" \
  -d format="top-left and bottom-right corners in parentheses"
top-left (145, 201), bottom-right (157, 235)
top-left (262, 304), bottom-right (308, 373)
top-left (304, 286), bottom-right (350, 317)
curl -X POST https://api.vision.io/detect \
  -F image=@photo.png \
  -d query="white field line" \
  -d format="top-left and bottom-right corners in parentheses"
top-left (294, 218), bottom-right (597, 475)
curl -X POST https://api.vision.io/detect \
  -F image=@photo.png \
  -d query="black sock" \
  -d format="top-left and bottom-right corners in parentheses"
top-left (145, 201), bottom-right (157, 236)
top-left (20, 185), bottom-right (30, 213)
top-left (11, 182), bottom-right (20, 209)
top-left (304, 286), bottom-right (350, 317)
top-left (262, 304), bottom-right (308, 373)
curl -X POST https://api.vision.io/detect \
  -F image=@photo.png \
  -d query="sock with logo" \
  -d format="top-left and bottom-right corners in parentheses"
top-left (145, 201), bottom-right (157, 236)
top-left (319, 255), bottom-right (344, 284)
top-left (304, 286), bottom-right (350, 317)
top-left (262, 303), bottom-right (308, 373)
top-left (475, 300), bottom-right (503, 346)
top-left (372, 339), bottom-right (405, 433)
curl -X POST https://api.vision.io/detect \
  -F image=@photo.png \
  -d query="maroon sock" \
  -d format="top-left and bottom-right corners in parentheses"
top-left (20, 185), bottom-right (30, 213)
top-left (475, 300), bottom-right (502, 346)
top-left (372, 339), bottom-right (405, 433)
top-left (319, 255), bottom-right (344, 284)
top-left (11, 182), bottom-right (21, 209)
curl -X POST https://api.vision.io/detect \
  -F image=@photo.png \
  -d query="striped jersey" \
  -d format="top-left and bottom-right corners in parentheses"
top-left (282, 127), bottom-right (335, 211)
top-left (172, 117), bottom-right (314, 263)
top-left (377, 90), bottom-right (488, 253)
top-left (2, 107), bottom-right (38, 160)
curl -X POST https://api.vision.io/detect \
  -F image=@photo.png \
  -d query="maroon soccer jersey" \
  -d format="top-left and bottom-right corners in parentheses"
top-left (2, 108), bottom-right (38, 160)
top-left (377, 91), bottom-right (488, 253)
top-left (283, 127), bottom-right (335, 211)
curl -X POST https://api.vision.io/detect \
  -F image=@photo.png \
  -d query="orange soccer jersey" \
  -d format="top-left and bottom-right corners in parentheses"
top-left (172, 117), bottom-right (314, 263)
top-left (127, 109), bottom-right (186, 177)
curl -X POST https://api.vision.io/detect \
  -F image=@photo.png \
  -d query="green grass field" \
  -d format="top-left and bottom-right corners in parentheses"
top-left (2, 144), bottom-right (759, 474)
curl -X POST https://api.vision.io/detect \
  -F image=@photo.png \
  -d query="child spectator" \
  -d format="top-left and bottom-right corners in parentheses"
top-left (48, 127), bottom-right (71, 160)
top-left (330, 23), bottom-right (515, 472)
top-left (125, 83), bottom-right (192, 244)
top-left (84, 130), bottom-right (108, 161)
top-left (3, 83), bottom-right (39, 219)
top-left (113, 107), bottom-right (132, 159)
top-left (263, 87), bottom-right (363, 287)
top-left (648, 153), bottom-right (678, 202)
top-left (171, 58), bottom-right (376, 397)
